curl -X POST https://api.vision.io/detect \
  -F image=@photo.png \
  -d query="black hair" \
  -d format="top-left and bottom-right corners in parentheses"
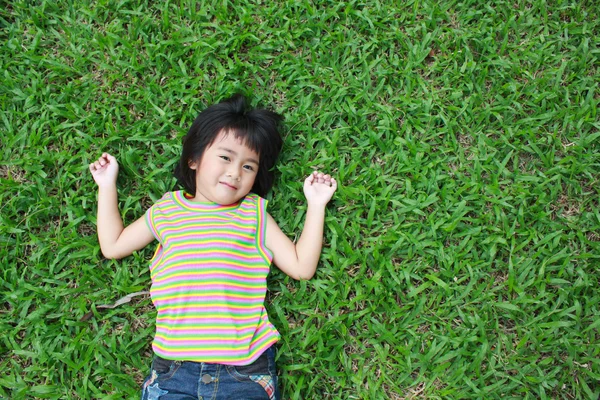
top-left (174, 94), bottom-right (283, 197)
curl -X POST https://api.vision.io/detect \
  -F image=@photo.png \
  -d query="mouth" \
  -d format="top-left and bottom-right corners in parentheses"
top-left (219, 182), bottom-right (238, 190)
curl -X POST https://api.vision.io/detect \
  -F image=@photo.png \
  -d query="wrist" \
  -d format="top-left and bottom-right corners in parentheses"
top-left (306, 202), bottom-right (327, 212)
top-left (97, 182), bottom-right (117, 191)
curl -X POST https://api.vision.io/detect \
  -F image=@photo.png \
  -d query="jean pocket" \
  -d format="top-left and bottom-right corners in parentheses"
top-left (226, 350), bottom-right (273, 382)
top-left (226, 349), bottom-right (278, 400)
top-left (151, 356), bottom-right (181, 380)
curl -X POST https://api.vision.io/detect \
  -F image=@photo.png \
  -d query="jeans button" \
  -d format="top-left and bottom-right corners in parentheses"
top-left (201, 374), bottom-right (212, 384)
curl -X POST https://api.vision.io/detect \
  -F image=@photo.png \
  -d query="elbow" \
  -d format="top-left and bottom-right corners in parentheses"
top-left (100, 247), bottom-right (123, 260)
top-left (295, 275), bottom-right (314, 281)
top-left (101, 250), bottom-right (116, 260)
top-left (293, 269), bottom-right (316, 281)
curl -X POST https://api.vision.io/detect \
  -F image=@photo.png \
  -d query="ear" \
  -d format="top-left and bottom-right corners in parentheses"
top-left (188, 159), bottom-right (198, 170)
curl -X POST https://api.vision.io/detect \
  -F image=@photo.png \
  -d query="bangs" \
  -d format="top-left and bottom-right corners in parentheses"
top-left (220, 128), bottom-right (264, 158)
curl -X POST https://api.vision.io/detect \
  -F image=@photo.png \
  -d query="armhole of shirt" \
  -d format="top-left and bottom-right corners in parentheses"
top-left (145, 206), bottom-right (160, 242)
top-left (256, 196), bottom-right (273, 265)
top-left (148, 242), bottom-right (164, 278)
top-left (145, 194), bottom-right (169, 276)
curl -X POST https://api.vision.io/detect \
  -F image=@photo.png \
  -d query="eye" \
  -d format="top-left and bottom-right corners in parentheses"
top-left (219, 155), bottom-right (230, 161)
top-left (243, 164), bottom-right (256, 172)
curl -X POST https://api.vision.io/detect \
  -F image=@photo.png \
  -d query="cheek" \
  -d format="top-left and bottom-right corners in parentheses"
top-left (243, 173), bottom-right (257, 186)
top-left (197, 159), bottom-right (219, 177)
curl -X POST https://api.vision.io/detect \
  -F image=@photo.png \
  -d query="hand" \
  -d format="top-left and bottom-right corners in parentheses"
top-left (303, 171), bottom-right (337, 207)
top-left (89, 153), bottom-right (119, 187)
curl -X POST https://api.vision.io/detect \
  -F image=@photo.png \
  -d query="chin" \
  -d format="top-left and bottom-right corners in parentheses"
top-left (218, 196), bottom-right (243, 205)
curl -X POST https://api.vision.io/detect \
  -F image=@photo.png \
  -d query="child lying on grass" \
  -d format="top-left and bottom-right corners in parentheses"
top-left (90, 94), bottom-right (337, 399)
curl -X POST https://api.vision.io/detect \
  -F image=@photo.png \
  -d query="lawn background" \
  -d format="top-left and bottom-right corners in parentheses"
top-left (1, 0), bottom-right (599, 398)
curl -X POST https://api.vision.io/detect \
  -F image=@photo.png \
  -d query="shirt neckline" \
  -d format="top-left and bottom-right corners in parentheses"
top-left (173, 190), bottom-right (242, 212)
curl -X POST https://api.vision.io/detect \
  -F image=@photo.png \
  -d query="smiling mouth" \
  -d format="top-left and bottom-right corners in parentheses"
top-left (220, 182), bottom-right (237, 190)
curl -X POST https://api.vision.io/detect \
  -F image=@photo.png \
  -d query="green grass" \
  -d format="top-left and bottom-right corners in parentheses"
top-left (1, 0), bottom-right (599, 398)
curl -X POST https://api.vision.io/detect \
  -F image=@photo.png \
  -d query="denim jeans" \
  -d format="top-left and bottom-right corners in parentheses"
top-left (141, 346), bottom-right (280, 400)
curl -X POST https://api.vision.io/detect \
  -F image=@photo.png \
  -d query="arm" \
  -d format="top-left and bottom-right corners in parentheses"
top-left (90, 153), bottom-right (155, 259)
top-left (266, 171), bottom-right (337, 280)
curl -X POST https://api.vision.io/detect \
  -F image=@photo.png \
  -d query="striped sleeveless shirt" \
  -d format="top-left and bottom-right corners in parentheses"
top-left (145, 191), bottom-right (280, 365)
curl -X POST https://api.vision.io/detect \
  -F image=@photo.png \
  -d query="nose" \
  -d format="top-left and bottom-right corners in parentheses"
top-left (227, 167), bottom-right (241, 181)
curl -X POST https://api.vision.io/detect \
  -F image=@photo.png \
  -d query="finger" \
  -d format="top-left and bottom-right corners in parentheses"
top-left (330, 178), bottom-right (337, 190)
top-left (318, 175), bottom-right (330, 186)
top-left (316, 172), bottom-right (325, 184)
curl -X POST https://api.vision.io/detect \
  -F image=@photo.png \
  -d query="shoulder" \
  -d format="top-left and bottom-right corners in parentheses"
top-left (240, 192), bottom-right (267, 208)
top-left (162, 191), bottom-right (177, 200)
top-left (157, 191), bottom-right (179, 204)
top-left (147, 191), bottom-right (177, 213)
top-left (243, 192), bottom-right (264, 202)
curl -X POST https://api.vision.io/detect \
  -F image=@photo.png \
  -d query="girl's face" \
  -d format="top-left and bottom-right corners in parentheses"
top-left (188, 130), bottom-right (260, 205)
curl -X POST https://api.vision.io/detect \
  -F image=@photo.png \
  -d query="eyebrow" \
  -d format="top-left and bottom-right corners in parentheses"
top-left (217, 147), bottom-right (259, 165)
